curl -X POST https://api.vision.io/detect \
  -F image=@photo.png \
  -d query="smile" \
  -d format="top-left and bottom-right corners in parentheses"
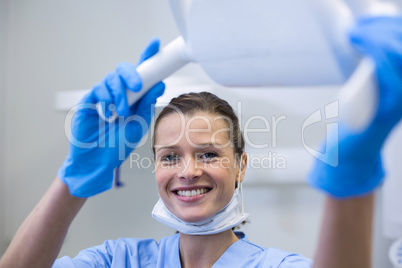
top-left (175, 188), bottom-right (212, 197)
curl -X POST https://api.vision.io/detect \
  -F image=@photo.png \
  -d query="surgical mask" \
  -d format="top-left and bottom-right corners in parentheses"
top-left (151, 156), bottom-right (249, 235)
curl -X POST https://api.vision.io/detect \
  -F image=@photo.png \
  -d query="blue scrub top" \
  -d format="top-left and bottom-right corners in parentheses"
top-left (53, 232), bottom-right (312, 267)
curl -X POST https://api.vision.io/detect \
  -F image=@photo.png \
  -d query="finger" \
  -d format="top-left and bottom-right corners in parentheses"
top-left (349, 17), bottom-right (402, 56)
top-left (132, 82), bottom-right (165, 123)
top-left (357, 16), bottom-right (402, 33)
top-left (375, 50), bottom-right (402, 105)
top-left (362, 45), bottom-right (402, 127)
top-left (116, 62), bottom-right (142, 92)
top-left (124, 82), bottom-right (165, 144)
top-left (104, 72), bottom-right (130, 117)
top-left (137, 37), bottom-right (160, 66)
top-left (83, 81), bottom-right (114, 118)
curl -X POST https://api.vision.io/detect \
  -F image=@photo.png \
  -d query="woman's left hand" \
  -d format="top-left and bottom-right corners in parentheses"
top-left (308, 16), bottom-right (402, 198)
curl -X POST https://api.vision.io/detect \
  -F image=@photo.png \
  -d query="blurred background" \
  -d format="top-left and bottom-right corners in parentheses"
top-left (1, 0), bottom-right (402, 267)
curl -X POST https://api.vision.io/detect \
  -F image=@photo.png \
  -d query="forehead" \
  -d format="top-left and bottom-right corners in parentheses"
top-left (155, 112), bottom-right (232, 148)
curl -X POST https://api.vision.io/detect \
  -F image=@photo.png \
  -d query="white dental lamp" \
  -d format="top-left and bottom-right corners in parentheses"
top-left (128, 0), bottom-right (399, 131)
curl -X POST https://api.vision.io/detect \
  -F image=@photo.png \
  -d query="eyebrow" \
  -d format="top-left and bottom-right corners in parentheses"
top-left (154, 145), bottom-right (180, 153)
top-left (155, 142), bottom-right (228, 153)
top-left (196, 142), bottom-right (227, 147)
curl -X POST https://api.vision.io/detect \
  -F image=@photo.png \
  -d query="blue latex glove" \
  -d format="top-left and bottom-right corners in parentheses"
top-left (308, 16), bottom-right (402, 198)
top-left (58, 38), bottom-right (165, 198)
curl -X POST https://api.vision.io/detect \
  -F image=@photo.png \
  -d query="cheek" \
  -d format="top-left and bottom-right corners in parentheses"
top-left (155, 166), bottom-right (175, 192)
top-left (155, 169), bottom-right (166, 191)
top-left (208, 167), bottom-right (236, 191)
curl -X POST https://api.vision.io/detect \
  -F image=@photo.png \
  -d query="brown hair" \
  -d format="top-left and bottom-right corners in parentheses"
top-left (152, 92), bottom-right (245, 159)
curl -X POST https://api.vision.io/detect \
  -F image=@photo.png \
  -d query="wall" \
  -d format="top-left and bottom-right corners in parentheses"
top-left (0, 0), bottom-right (9, 256)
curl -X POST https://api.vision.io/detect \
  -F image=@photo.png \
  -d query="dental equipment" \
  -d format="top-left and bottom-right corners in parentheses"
top-left (127, 0), bottom-right (399, 131)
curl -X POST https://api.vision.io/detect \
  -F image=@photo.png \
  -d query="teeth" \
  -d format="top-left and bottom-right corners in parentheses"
top-left (177, 188), bottom-right (210, 197)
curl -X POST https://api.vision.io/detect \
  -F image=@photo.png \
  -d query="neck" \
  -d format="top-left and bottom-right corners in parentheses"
top-left (179, 229), bottom-right (239, 268)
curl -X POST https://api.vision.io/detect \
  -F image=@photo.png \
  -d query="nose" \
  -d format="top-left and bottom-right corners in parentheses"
top-left (178, 156), bottom-right (203, 181)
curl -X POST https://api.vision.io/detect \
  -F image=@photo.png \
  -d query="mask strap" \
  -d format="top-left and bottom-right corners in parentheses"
top-left (238, 155), bottom-right (244, 215)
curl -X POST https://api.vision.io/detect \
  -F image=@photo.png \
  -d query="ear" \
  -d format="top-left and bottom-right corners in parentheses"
top-left (238, 152), bottom-right (248, 183)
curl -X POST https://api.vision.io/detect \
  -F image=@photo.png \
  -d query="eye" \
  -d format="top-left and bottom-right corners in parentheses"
top-left (199, 152), bottom-right (218, 161)
top-left (160, 153), bottom-right (180, 163)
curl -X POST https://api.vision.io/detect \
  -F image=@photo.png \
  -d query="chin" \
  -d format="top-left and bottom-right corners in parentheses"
top-left (177, 210), bottom-right (214, 223)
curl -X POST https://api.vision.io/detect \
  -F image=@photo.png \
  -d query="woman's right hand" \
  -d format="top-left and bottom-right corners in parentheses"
top-left (57, 38), bottom-right (165, 198)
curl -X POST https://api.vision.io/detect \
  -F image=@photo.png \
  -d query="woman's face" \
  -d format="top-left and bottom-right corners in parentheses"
top-left (154, 111), bottom-right (245, 223)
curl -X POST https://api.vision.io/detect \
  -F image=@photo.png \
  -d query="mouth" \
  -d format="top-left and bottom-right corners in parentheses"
top-left (173, 187), bottom-right (212, 197)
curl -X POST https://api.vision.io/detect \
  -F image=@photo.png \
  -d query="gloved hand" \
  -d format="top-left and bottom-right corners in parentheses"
top-left (58, 38), bottom-right (165, 198)
top-left (308, 16), bottom-right (402, 198)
